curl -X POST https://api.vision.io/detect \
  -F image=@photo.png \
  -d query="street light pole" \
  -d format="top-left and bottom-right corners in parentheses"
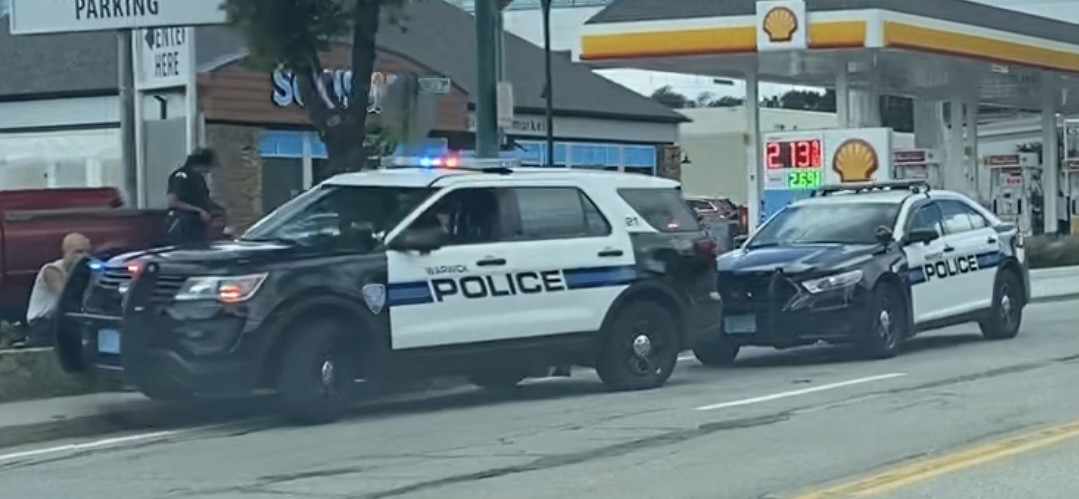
top-left (474, 0), bottom-right (500, 158)
top-left (541, 0), bottom-right (554, 168)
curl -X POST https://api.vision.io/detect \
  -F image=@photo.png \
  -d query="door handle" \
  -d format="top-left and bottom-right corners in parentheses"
top-left (987, 237), bottom-right (997, 244)
top-left (476, 257), bottom-right (506, 267)
top-left (943, 246), bottom-right (956, 253)
top-left (597, 249), bottom-right (624, 257)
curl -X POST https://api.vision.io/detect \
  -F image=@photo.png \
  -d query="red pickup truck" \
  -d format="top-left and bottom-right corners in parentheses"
top-left (0, 188), bottom-right (191, 322)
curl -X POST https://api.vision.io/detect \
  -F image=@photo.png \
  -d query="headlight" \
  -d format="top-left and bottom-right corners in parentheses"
top-left (174, 273), bottom-right (268, 303)
top-left (801, 270), bottom-right (863, 294)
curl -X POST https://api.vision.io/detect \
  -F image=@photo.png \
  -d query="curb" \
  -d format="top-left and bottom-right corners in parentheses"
top-left (1030, 292), bottom-right (1079, 305)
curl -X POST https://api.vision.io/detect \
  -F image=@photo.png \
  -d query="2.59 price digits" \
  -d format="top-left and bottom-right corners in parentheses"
top-left (765, 139), bottom-right (822, 169)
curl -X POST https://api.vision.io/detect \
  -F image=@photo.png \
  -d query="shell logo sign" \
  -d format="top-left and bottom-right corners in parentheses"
top-left (832, 139), bottom-right (880, 182)
top-left (762, 7), bottom-right (798, 43)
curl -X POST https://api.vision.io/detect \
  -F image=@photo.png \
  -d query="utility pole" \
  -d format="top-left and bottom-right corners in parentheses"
top-left (541, 0), bottom-right (554, 168)
top-left (474, 0), bottom-right (500, 158)
top-left (117, 30), bottom-right (138, 205)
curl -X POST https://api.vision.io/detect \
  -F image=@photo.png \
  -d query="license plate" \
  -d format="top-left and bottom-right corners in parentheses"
top-left (724, 314), bottom-right (757, 334)
top-left (97, 329), bottom-right (121, 354)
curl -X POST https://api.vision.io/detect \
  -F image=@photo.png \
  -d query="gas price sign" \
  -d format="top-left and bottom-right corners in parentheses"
top-left (765, 139), bottom-right (823, 169)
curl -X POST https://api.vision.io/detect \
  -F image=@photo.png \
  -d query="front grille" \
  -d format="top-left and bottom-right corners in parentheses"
top-left (83, 267), bottom-right (189, 314)
top-left (717, 272), bottom-right (801, 311)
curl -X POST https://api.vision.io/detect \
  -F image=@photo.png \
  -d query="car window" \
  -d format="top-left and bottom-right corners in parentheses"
top-left (410, 188), bottom-right (506, 246)
top-left (938, 200), bottom-right (977, 234)
top-left (241, 185), bottom-right (435, 250)
top-left (508, 187), bottom-right (611, 240)
top-left (908, 203), bottom-right (945, 237)
top-left (748, 202), bottom-right (900, 247)
top-left (619, 188), bottom-right (700, 232)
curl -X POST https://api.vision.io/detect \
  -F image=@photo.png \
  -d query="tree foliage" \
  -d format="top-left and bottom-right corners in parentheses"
top-left (223, 0), bottom-right (409, 176)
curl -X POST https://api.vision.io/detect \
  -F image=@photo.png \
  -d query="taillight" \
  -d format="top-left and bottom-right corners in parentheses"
top-left (694, 237), bottom-right (719, 259)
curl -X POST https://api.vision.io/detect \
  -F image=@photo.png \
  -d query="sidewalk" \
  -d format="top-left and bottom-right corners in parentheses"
top-left (1, 266), bottom-right (1077, 451)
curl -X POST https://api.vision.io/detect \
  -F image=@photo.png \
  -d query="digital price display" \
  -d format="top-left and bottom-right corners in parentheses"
top-left (787, 169), bottom-right (822, 190)
top-left (765, 139), bottom-right (823, 169)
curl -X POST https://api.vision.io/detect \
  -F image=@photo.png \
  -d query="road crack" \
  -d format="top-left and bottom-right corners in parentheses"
top-left (358, 412), bottom-right (791, 498)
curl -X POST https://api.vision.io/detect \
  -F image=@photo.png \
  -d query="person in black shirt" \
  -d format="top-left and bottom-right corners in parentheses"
top-left (165, 148), bottom-right (223, 244)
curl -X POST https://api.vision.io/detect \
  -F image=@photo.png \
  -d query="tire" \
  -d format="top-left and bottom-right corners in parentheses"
top-left (469, 371), bottom-right (527, 393)
top-left (692, 335), bottom-right (740, 367)
top-left (979, 269), bottom-right (1024, 340)
top-left (857, 282), bottom-right (908, 359)
top-left (276, 320), bottom-right (358, 425)
top-left (595, 301), bottom-right (680, 391)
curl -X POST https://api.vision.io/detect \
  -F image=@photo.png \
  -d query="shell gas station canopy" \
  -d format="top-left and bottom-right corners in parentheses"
top-left (579, 0), bottom-right (1079, 233)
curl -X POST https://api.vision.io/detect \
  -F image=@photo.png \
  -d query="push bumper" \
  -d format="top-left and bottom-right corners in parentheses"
top-left (717, 272), bottom-right (871, 348)
top-left (66, 262), bottom-right (268, 397)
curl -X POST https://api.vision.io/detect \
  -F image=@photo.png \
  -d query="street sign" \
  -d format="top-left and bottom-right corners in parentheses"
top-left (496, 82), bottom-right (514, 128)
top-left (134, 27), bottom-right (193, 90)
top-left (9, 0), bottom-right (226, 35)
top-left (418, 77), bottom-right (451, 95)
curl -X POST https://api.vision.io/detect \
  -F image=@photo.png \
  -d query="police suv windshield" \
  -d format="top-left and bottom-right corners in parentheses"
top-left (241, 185), bottom-right (435, 249)
top-left (748, 202), bottom-right (900, 247)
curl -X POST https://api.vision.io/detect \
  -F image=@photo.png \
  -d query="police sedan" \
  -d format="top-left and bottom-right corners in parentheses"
top-left (691, 180), bottom-right (1030, 366)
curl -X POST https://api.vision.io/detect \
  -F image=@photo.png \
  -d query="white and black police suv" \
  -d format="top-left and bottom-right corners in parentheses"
top-left (694, 180), bottom-right (1029, 365)
top-left (53, 157), bottom-right (723, 423)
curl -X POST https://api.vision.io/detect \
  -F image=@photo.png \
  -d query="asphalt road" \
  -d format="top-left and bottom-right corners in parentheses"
top-left (1, 299), bottom-right (1077, 499)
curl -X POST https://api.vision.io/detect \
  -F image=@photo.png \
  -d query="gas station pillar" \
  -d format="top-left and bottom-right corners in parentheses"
top-left (964, 93), bottom-right (980, 202)
top-left (945, 94), bottom-right (968, 197)
top-left (1042, 80), bottom-right (1061, 234)
top-left (745, 69), bottom-right (762, 229)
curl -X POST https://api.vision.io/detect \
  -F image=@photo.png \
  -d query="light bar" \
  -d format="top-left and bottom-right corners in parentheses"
top-left (381, 155), bottom-right (521, 169)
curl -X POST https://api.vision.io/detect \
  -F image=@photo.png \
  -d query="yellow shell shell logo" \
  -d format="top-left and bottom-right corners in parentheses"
top-left (762, 7), bottom-right (798, 42)
top-left (832, 139), bottom-right (879, 182)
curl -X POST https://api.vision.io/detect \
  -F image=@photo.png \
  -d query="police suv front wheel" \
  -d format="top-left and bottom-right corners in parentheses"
top-left (595, 301), bottom-right (679, 391)
top-left (979, 269), bottom-right (1023, 340)
top-left (276, 320), bottom-right (358, 425)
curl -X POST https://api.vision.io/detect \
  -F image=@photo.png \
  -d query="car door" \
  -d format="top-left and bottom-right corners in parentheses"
top-left (502, 183), bottom-right (635, 335)
top-left (385, 185), bottom-right (523, 350)
top-left (935, 199), bottom-right (994, 314)
top-left (901, 201), bottom-right (950, 323)
top-left (939, 199), bottom-right (999, 309)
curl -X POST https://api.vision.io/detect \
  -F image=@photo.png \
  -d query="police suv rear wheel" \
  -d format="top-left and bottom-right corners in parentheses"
top-left (595, 301), bottom-right (679, 391)
top-left (276, 320), bottom-right (357, 425)
top-left (979, 270), bottom-right (1023, 340)
top-left (858, 283), bottom-right (907, 359)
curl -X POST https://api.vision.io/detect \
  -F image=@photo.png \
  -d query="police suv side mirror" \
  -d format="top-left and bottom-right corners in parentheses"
top-left (903, 228), bottom-right (939, 246)
top-left (389, 227), bottom-right (444, 253)
top-left (874, 226), bottom-right (895, 246)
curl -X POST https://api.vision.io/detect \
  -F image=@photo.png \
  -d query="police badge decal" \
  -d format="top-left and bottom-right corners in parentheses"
top-left (362, 284), bottom-right (387, 314)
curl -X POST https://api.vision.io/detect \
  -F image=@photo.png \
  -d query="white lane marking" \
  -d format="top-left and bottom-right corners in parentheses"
top-left (0, 419), bottom-right (259, 464)
top-left (0, 431), bottom-right (177, 463)
top-left (694, 372), bottom-right (908, 411)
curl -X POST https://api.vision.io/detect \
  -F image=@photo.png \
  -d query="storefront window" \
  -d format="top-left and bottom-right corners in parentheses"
top-left (0, 129), bottom-right (121, 191)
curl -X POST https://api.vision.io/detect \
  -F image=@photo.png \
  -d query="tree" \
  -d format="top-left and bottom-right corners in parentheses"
top-left (650, 86), bottom-right (690, 109)
top-left (223, 0), bottom-right (408, 176)
top-left (709, 96), bottom-right (744, 107)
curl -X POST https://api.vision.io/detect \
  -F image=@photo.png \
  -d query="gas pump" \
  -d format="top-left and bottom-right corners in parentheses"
top-left (893, 149), bottom-right (943, 189)
top-left (1064, 118), bottom-right (1079, 234)
top-left (984, 153), bottom-right (1039, 234)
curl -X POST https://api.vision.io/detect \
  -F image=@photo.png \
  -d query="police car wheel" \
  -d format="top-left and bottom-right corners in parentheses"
top-left (276, 321), bottom-right (357, 425)
top-left (979, 270), bottom-right (1023, 340)
top-left (469, 371), bottom-right (528, 393)
top-left (595, 301), bottom-right (679, 391)
top-left (692, 336), bottom-right (740, 367)
top-left (858, 283), bottom-right (907, 359)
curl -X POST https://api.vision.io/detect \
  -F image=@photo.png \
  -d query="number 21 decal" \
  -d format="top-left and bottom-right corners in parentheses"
top-left (625, 216), bottom-right (640, 227)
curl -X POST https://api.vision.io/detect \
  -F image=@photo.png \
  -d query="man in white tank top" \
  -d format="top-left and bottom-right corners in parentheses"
top-left (17, 233), bottom-right (92, 348)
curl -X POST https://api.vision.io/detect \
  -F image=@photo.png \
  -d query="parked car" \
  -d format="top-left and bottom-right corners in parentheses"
top-left (0, 187), bottom-right (223, 322)
top-left (686, 195), bottom-right (747, 235)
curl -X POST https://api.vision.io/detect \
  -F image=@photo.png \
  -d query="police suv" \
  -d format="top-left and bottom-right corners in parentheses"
top-left (692, 180), bottom-right (1029, 365)
top-left (53, 157), bottom-right (722, 423)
